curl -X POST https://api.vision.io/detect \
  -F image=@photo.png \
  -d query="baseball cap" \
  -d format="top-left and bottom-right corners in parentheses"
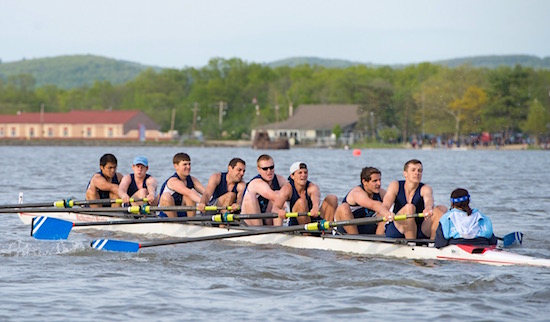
top-left (133, 156), bottom-right (148, 166)
top-left (289, 161), bottom-right (307, 175)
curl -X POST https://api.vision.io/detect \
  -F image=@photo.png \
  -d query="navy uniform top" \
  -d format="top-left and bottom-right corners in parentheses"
top-left (87, 171), bottom-right (120, 206)
top-left (127, 173), bottom-right (151, 197)
top-left (385, 180), bottom-right (427, 238)
top-left (211, 172), bottom-right (238, 202)
top-left (158, 173), bottom-right (194, 217)
top-left (288, 178), bottom-right (313, 226)
top-left (394, 180), bottom-right (425, 227)
top-left (245, 174), bottom-right (282, 213)
top-left (339, 185), bottom-right (381, 234)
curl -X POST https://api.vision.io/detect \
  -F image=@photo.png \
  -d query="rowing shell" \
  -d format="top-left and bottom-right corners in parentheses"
top-left (18, 211), bottom-right (550, 268)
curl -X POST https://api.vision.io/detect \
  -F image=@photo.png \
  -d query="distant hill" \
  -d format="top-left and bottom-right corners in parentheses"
top-left (0, 55), bottom-right (159, 89)
top-left (433, 55), bottom-right (550, 69)
top-left (269, 55), bottom-right (550, 70)
top-left (1, 54), bottom-right (549, 89)
top-left (267, 57), bottom-right (371, 68)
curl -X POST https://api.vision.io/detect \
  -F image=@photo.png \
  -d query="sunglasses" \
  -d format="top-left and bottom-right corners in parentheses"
top-left (260, 165), bottom-right (275, 171)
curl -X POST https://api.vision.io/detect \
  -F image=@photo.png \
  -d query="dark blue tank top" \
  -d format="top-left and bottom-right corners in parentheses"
top-left (394, 180), bottom-right (425, 226)
top-left (87, 171), bottom-right (120, 202)
top-left (159, 173), bottom-right (194, 206)
top-left (288, 179), bottom-right (312, 226)
top-left (127, 174), bottom-right (151, 197)
top-left (211, 172), bottom-right (238, 201)
top-left (338, 185), bottom-right (381, 234)
top-left (343, 185), bottom-right (382, 218)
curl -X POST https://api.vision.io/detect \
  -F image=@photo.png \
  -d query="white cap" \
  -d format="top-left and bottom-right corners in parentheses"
top-left (289, 162), bottom-right (307, 175)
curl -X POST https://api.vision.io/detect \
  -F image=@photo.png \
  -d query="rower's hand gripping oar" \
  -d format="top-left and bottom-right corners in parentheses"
top-left (30, 212), bottom-right (313, 240)
top-left (89, 214), bottom-right (419, 253)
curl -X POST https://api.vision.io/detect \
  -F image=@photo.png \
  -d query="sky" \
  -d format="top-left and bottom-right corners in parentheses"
top-left (2, 0), bottom-right (549, 69)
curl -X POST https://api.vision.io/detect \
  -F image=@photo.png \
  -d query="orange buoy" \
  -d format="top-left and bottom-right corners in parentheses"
top-left (352, 149), bottom-right (361, 156)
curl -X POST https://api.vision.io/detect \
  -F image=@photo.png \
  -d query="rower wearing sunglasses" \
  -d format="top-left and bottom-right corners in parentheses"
top-left (241, 154), bottom-right (288, 226)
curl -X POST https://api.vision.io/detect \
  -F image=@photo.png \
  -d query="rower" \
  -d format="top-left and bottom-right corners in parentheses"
top-left (197, 158), bottom-right (246, 214)
top-left (85, 153), bottom-right (124, 208)
top-left (241, 154), bottom-right (288, 226)
top-left (334, 167), bottom-right (394, 235)
top-left (272, 161), bottom-right (337, 226)
top-left (118, 156), bottom-right (158, 206)
top-left (434, 188), bottom-right (497, 248)
top-left (383, 159), bottom-right (447, 239)
top-left (157, 153), bottom-right (205, 217)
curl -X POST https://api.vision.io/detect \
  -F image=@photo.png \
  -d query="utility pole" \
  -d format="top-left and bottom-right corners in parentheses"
top-left (192, 102), bottom-right (198, 136)
top-left (40, 103), bottom-right (44, 138)
top-left (218, 101), bottom-right (224, 129)
top-left (169, 107), bottom-right (176, 133)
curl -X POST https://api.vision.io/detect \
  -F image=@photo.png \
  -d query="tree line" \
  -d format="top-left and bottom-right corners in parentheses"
top-left (1, 58), bottom-right (550, 145)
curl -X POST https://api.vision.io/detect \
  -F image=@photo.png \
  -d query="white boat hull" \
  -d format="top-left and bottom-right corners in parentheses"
top-left (18, 211), bottom-right (550, 268)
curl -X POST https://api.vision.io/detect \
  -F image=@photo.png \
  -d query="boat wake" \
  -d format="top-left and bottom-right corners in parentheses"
top-left (0, 240), bottom-right (88, 257)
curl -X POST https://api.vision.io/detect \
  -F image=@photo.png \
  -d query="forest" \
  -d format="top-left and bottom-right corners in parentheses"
top-left (1, 57), bottom-right (550, 145)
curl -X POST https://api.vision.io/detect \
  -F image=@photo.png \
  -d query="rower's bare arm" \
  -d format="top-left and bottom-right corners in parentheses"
top-left (192, 176), bottom-right (206, 195)
top-left (146, 177), bottom-right (158, 200)
top-left (256, 180), bottom-right (278, 202)
top-left (382, 181), bottom-right (398, 209)
top-left (277, 174), bottom-right (289, 187)
top-left (421, 185), bottom-right (435, 215)
top-left (309, 184), bottom-right (322, 217)
top-left (199, 173), bottom-right (221, 205)
top-left (93, 174), bottom-right (119, 195)
top-left (273, 184), bottom-right (291, 218)
top-left (235, 181), bottom-right (246, 206)
top-left (118, 175), bottom-right (132, 201)
top-left (170, 178), bottom-right (200, 203)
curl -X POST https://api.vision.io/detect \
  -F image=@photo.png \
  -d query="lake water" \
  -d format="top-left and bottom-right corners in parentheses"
top-left (1, 146), bottom-right (550, 321)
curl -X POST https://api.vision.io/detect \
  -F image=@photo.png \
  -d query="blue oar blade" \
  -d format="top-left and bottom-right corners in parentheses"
top-left (31, 216), bottom-right (73, 240)
top-left (90, 239), bottom-right (140, 253)
top-left (502, 231), bottom-right (523, 247)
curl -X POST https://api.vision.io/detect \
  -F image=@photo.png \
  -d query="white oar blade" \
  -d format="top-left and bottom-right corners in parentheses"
top-left (31, 216), bottom-right (73, 240)
top-left (90, 239), bottom-right (140, 252)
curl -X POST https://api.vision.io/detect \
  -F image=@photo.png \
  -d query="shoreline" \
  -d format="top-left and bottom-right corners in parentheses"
top-left (0, 139), bottom-right (539, 150)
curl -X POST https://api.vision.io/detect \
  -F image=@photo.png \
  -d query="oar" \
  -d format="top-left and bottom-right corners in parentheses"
top-left (0, 204), bottom-right (231, 214)
top-left (0, 197), bottom-right (148, 210)
top-left (131, 205), bottom-right (239, 215)
top-left (90, 214), bottom-right (420, 253)
top-left (31, 212), bottom-right (313, 240)
top-left (497, 231), bottom-right (523, 247)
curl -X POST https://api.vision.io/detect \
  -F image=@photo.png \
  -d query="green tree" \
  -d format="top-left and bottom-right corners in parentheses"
top-left (482, 65), bottom-right (531, 140)
top-left (448, 86), bottom-right (487, 141)
top-left (521, 99), bottom-right (550, 145)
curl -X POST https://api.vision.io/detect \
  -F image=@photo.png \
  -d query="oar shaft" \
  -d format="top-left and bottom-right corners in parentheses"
top-left (73, 215), bottom-right (214, 227)
top-left (138, 205), bottom-right (237, 213)
top-left (212, 212), bottom-right (312, 222)
top-left (0, 198), bottom-right (147, 210)
top-left (140, 225), bottom-right (304, 248)
top-left (305, 213), bottom-right (424, 231)
top-left (71, 212), bottom-right (313, 227)
top-left (0, 207), bottom-right (134, 214)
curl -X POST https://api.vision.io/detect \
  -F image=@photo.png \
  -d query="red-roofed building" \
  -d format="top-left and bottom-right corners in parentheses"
top-left (0, 110), bottom-right (172, 141)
